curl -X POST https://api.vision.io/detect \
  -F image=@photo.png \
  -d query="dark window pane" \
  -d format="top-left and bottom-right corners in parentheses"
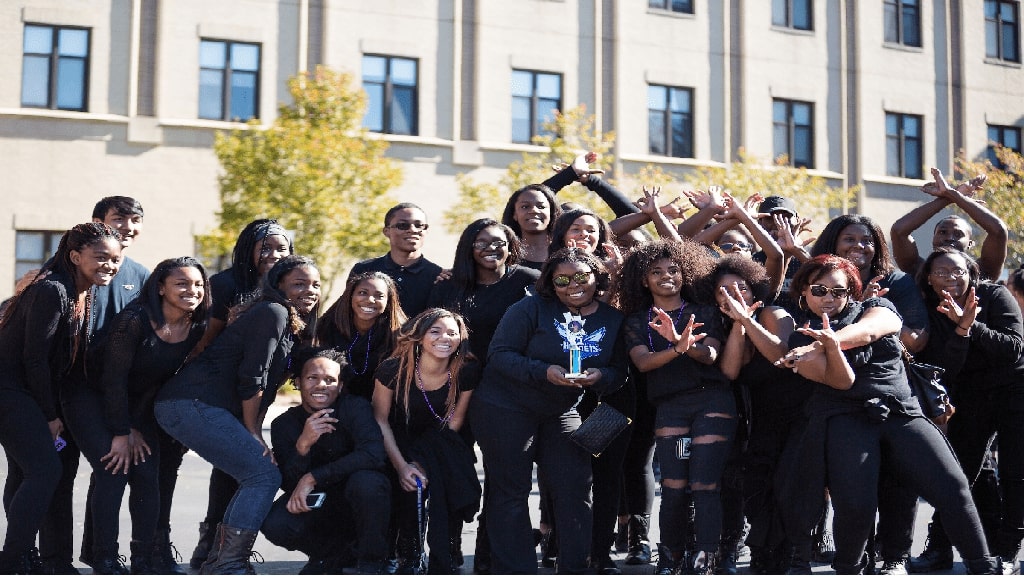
top-left (21, 55), bottom-right (50, 106)
top-left (903, 116), bottom-right (920, 138)
top-left (198, 69), bottom-right (223, 119)
top-left (230, 71), bottom-right (256, 120)
top-left (905, 141), bottom-right (922, 178)
top-left (671, 0), bottom-right (692, 12)
top-left (794, 127), bottom-right (812, 167)
top-left (671, 114), bottom-right (692, 157)
top-left (1003, 21), bottom-right (1019, 60)
top-left (391, 86), bottom-right (415, 135)
top-left (362, 83), bottom-right (384, 131)
top-left (793, 0), bottom-right (812, 29)
top-left (1006, 129), bottom-right (1020, 150)
top-left (24, 25), bottom-right (53, 54)
top-left (58, 29), bottom-right (88, 57)
top-left (56, 58), bottom-right (85, 109)
top-left (649, 110), bottom-right (666, 155)
top-left (886, 137), bottom-right (901, 177)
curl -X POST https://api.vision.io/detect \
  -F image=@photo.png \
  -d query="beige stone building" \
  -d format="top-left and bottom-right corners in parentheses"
top-left (2, 0), bottom-right (1021, 296)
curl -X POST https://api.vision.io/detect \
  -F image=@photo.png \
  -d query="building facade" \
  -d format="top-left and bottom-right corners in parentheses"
top-left (1, 0), bottom-right (1021, 296)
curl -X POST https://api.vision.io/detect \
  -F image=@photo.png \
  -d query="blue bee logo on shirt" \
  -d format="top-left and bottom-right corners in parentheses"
top-left (554, 312), bottom-right (606, 359)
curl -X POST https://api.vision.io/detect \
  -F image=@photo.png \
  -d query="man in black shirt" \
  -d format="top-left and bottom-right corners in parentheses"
top-left (262, 348), bottom-right (390, 574)
top-left (349, 203), bottom-right (442, 317)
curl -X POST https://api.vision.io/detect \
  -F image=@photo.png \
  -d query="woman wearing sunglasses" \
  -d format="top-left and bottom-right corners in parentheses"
top-left (470, 248), bottom-right (627, 574)
top-left (902, 248), bottom-right (1024, 572)
top-left (775, 254), bottom-right (1001, 574)
top-left (617, 238), bottom-right (732, 575)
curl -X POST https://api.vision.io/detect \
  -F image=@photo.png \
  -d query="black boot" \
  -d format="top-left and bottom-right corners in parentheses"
top-left (91, 553), bottom-right (129, 575)
top-left (614, 518), bottom-right (629, 553)
top-left (655, 544), bottom-right (680, 575)
top-left (540, 529), bottom-right (557, 569)
top-left (625, 514), bottom-right (652, 565)
top-left (965, 556), bottom-right (1004, 575)
top-left (908, 523), bottom-right (953, 573)
top-left (395, 530), bottom-right (423, 575)
top-left (0, 548), bottom-right (45, 575)
top-left (717, 530), bottom-right (741, 575)
top-left (472, 520), bottom-right (490, 575)
top-left (149, 528), bottom-right (186, 575)
top-left (190, 521), bottom-right (215, 571)
top-left (199, 524), bottom-right (259, 575)
top-left (128, 541), bottom-right (157, 575)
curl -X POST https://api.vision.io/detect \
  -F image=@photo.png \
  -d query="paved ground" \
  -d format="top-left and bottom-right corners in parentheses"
top-left (0, 395), bottom-right (976, 574)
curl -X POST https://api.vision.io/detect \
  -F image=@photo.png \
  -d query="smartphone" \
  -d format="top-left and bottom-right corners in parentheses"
top-left (305, 492), bottom-right (326, 509)
top-left (675, 437), bottom-right (692, 460)
top-left (54, 435), bottom-right (67, 452)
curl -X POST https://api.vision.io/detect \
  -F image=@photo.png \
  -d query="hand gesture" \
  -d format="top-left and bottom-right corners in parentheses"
top-left (48, 418), bottom-right (64, 442)
top-left (101, 434), bottom-right (132, 475)
top-left (718, 283), bottom-right (760, 321)
top-left (298, 408), bottom-right (338, 449)
top-left (796, 313), bottom-right (841, 352)
top-left (776, 336), bottom-right (824, 373)
top-left (637, 186), bottom-right (662, 217)
top-left (860, 275), bottom-right (890, 301)
top-left (399, 461), bottom-right (428, 492)
top-left (794, 217), bottom-right (817, 247)
top-left (129, 428), bottom-right (152, 465)
top-left (602, 241), bottom-right (624, 275)
top-left (659, 196), bottom-right (688, 220)
top-left (570, 152), bottom-right (604, 181)
top-left (774, 214), bottom-right (799, 250)
top-left (743, 193), bottom-right (765, 214)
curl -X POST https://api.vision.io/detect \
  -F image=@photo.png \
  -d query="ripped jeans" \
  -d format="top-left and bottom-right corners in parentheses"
top-left (654, 386), bottom-right (737, 555)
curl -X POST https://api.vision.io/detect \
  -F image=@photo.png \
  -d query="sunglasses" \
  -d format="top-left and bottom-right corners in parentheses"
top-left (719, 242), bottom-right (753, 252)
top-left (472, 239), bottom-right (508, 251)
top-left (387, 221), bottom-right (429, 231)
top-left (808, 284), bottom-right (850, 298)
top-left (552, 271), bottom-right (594, 287)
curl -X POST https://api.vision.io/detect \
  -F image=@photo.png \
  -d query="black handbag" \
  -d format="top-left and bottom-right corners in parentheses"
top-left (570, 402), bottom-right (631, 457)
top-left (901, 347), bottom-right (951, 420)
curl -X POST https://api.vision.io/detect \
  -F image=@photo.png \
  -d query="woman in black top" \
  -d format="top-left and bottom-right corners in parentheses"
top-left (318, 271), bottom-right (406, 401)
top-left (909, 248), bottom-right (1024, 569)
top-left (777, 254), bottom-right (1000, 574)
top-left (373, 308), bottom-right (481, 574)
top-left (619, 239), bottom-right (731, 575)
top-left (471, 248), bottom-right (627, 574)
top-left (0, 223), bottom-right (122, 573)
top-left (155, 255), bottom-right (321, 574)
top-left (63, 257), bottom-right (209, 573)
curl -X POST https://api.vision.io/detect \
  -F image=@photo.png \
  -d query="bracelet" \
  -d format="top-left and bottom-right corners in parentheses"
top-left (957, 322), bottom-right (972, 331)
top-left (672, 343), bottom-right (686, 355)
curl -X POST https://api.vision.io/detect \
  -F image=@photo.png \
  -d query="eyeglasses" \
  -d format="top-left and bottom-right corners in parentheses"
top-left (808, 285), bottom-right (850, 299)
top-left (387, 222), bottom-right (429, 232)
top-left (552, 271), bottom-right (594, 287)
top-left (719, 242), bottom-right (753, 252)
top-left (471, 239), bottom-right (508, 251)
top-left (929, 268), bottom-right (968, 280)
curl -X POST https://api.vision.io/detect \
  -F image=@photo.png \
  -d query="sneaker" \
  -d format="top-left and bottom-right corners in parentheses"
top-left (812, 528), bottom-right (836, 564)
top-left (909, 541), bottom-right (954, 573)
top-left (625, 542), bottom-right (651, 565)
top-left (880, 558), bottom-right (909, 575)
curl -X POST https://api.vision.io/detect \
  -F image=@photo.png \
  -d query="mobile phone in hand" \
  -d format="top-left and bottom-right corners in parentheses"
top-left (305, 492), bottom-right (326, 509)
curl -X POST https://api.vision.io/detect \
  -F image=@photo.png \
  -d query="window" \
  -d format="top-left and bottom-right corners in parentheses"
top-left (15, 231), bottom-right (62, 285)
top-left (648, 85), bottom-right (694, 158)
top-left (884, 0), bottom-right (922, 47)
top-left (986, 0), bottom-right (1021, 62)
top-left (198, 39), bottom-right (260, 121)
top-left (648, 0), bottom-right (694, 14)
top-left (362, 55), bottom-right (418, 135)
top-left (773, 99), bottom-right (814, 168)
top-left (987, 124), bottom-right (1022, 168)
top-left (772, 0), bottom-right (812, 31)
top-left (511, 70), bottom-right (562, 144)
top-left (886, 113), bottom-right (923, 179)
top-left (21, 24), bottom-right (90, 111)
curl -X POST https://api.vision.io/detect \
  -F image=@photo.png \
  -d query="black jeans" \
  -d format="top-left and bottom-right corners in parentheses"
top-left (619, 373), bottom-right (656, 518)
top-left (472, 398), bottom-right (592, 574)
top-left (63, 388), bottom-right (160, 556)
top-left (583, 384), bottom-right (635, 557)
top-left (825, 411), bottom-right (989, 570)
top-left (0, 387), bottom-right (62, 556)
top-left (262, 469), bottom-right (390, 563)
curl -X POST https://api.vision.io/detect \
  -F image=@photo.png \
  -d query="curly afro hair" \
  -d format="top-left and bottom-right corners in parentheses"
top-left (696, 253), bottom-right (773, 305)
top-left (616, 238), bottom-right (715, 316)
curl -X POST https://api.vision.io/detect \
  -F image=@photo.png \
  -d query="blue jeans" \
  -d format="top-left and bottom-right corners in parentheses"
top-left (154, 399), bottom-right (280, 531)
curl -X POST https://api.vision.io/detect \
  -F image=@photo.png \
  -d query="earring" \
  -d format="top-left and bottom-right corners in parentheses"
top-left (415, 344), bottom-right (421, 358)
top-left (798, 295), bottom-right (807, 311)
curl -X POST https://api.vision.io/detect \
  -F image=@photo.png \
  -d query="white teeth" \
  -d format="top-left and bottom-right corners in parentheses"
top-left (360, 307), bottom-right (376, 314)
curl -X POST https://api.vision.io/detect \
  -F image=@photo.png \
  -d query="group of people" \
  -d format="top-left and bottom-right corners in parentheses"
top-left (1, 153), bottom-right (1022, 576)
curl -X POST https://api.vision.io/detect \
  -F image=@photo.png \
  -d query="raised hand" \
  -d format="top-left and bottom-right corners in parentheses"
top-left (860, 275), bottom-right (890, 301)
top-left (718, 283), bottom-right (760, 321)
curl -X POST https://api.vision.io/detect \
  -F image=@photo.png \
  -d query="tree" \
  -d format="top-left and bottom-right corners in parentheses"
top-left (956, 146), bottom-right (1024, 267)
top-left (443, 105), bottom-right (617, 234)
top-left (198, 66), bottom-right (402, 291)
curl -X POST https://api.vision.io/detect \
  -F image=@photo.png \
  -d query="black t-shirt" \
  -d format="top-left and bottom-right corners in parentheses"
top-left (350, 254), bottom-right (443, 318)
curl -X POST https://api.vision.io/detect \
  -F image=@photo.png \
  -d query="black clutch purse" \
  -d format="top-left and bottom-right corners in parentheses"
top-left (901, 346), bottom-right (951, 421)
top-left (570, 402), bottom-right (632, 457)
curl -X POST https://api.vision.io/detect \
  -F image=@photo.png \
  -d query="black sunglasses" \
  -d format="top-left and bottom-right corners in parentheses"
top-left (808, 284), bottom-right (850, 298)
top-left (387, 222), bottom-right (429, 231)
top-left (719, 242), bottom-right (753, 252)
top-left (552, 271), bottom-right (594, 287)
top-left (472, 239), bottom-right (508, 251)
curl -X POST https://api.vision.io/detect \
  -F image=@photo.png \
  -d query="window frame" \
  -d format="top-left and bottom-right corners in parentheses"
top-left (987, 124), bottom-right (1022, 168)
top-left (647, 84), bottom-right (694, 159)
top-left (361, 54), bottom-right (420, 136)
top-left (21, 23), bottom-right (91, 111)
top-left (648, 0), bottom-right (695, 14)
top-left (510, 69), bottom-right (563, 144)
top-left (773, 99), bottom-right (815, 169)
top-left (198, 38), bottom-right (262, 122)
top-left (883, 0), bottom-right (922, 47)
top-left (985, 0), bottom-right (1021, 62)
top-left (885, 112), bottom-right (924, 179)
top-left (772, 0), bottom-right (813, 31)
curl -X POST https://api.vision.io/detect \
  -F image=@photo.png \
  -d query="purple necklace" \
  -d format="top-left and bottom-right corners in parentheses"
top-left (347, 327), bottom-right (374, 375)
top-left (648, 302), bottom-right (687, 351)
top-left (415, 360), bottom-right (453, 424)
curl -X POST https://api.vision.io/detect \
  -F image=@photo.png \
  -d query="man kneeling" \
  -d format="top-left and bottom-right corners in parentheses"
top-left (262, 348), bottom-right (391, 574)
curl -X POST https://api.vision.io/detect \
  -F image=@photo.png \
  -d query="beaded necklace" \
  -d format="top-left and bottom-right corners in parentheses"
top-left (347, 327), bottom-right (375, 375)
top-left (414, 360), bottom-right (453, 424)
top-left (647, 301), bottom-right (687, 351)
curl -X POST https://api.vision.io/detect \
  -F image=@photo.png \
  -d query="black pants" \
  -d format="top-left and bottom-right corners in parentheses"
top-left (262, 469), bottom-right (390, 563)
top-left (826, 411), bottom-right (989, 571)
top-left (34, 403), bottom-right (80, 566)
top-left (63, 388), bottom-right (160, 556)
top-left (472, 398), bottom-right (592, 574)
top-left (156, 426), bottom-right (186, 531)
top-left (583, 384), bottom-right (635, 557)
top-left (0, 387), bottom-right (62, 556)
top-left (619, 373), bottom-right (656, 518)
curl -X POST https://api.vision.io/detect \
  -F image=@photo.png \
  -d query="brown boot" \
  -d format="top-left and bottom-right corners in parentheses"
top-left (199, 524), bottom-right (259, 575)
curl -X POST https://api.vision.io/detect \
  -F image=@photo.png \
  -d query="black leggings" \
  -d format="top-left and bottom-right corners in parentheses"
top-left (619, 374), bottom-right (656, 518)
top-left (0, 387), bottom-right (62, 556)
top-left (63, 388), bottom-right (160, 555)
top-left (826, 411), bottom-right (988, 570)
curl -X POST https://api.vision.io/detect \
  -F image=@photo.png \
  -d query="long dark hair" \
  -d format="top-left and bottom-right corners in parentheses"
top-left (501, 184), bottom-right (560, 239)
top-left (616, 238), bottom-right (714, 316)
top-left (916, 247), bottom-right (982, 309)
top-left (229, 219), bottom-right (294, 305)
top-left (136, 257), bottom-right (212, 329)
top-left (317, 271), bottom-right (406, 353)
top-left (548, 207), bottom-right (614, 258)
top-left (811, 214), bottom-right (894, 278)
top-left (448, 218), bottom-right (523, 304)
top-left (389, 308), bottom-right (473, 424)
